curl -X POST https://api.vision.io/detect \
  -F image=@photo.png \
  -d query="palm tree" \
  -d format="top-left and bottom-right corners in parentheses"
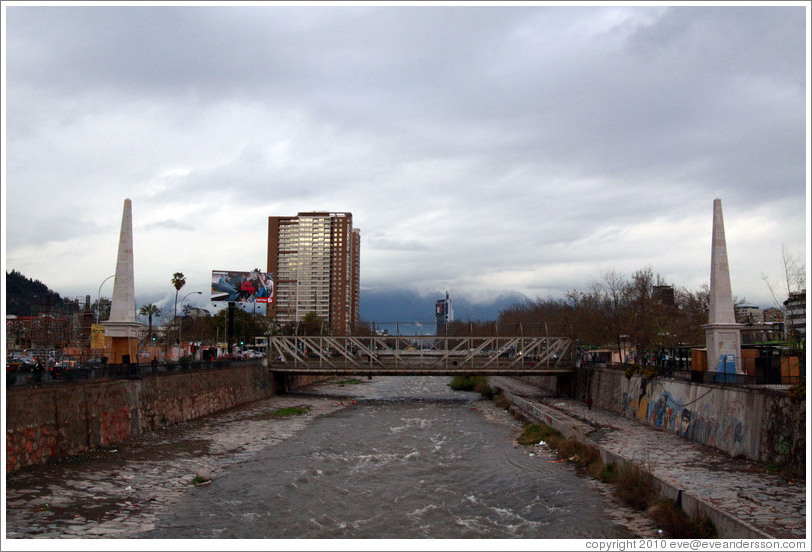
top-left (139, 304), bottom-right (161, 341)
top-left (171, 272), bottom-right (186, 319)
top-left (252, 268), bottom-right (262, 313)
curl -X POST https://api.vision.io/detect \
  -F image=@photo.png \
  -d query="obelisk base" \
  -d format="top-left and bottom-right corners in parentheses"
top-left (102, 320), bottom-right (142, 364)
top-left (702, 322), bottom-right (743, 374)
top-left (104, 337), bottom-right (139, 365)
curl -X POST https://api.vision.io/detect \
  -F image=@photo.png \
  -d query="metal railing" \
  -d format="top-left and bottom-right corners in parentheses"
top-left (593, 363), bottom-right (804, 388)
top-left (6, 358), bottom-right (260, 389)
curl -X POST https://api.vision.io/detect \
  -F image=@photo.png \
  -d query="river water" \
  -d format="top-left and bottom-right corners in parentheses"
top-left (6, 376), bottom-right (650, 541)
top-left (146, 376), bottom-right (634, 539)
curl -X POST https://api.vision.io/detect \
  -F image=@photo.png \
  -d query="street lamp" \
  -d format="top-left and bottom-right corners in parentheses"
top-left (97, 274), bottom-right (115, 323)
top-left (179, 291), bottom-right (203, 347)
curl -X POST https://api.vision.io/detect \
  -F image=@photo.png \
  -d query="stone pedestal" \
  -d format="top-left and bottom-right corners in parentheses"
top-left (104, 335), bottom-right (140, 364)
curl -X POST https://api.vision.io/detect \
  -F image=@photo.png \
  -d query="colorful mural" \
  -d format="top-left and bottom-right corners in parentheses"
top-left (622, 377), bottom-right (746, 455)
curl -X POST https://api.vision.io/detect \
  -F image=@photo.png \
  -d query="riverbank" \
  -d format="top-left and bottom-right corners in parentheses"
top-left (490, 376), bottom-right (807, 540)
top-left (5, 376), bottom-right (660, 541)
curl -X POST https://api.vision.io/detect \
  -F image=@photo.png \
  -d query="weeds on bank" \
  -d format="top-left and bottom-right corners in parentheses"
top-left (336, 379), bottom-right (363, 386)
top-left (270, 406), bottom-right (311, 417)
top-left (517, 423), bottom-right (603, 476)
top-left (649, 500), bottom-right (717, 538)
top-left (613, 462), bottom-right (656, 510)
top-left (787, 383), bottom-right (805, 403)
top-left (449, 376), bottom-right (493, 398)
top-left (493, 393), bottom-right (511, 410)
top-left (750, 460), bottom-right (805, 480)
top-left (509, 401), bottom-right (717, 539)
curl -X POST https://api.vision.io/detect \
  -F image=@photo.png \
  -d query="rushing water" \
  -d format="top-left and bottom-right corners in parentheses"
top-left (146, 376), bottom-right (633, 539)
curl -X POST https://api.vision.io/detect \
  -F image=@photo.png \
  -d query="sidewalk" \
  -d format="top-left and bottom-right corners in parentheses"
top-left (490, 377), bottom-right (807, 540)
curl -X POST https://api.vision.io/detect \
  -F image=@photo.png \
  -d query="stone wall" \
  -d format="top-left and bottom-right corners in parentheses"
top-left (514, 373), bottom-right (571, 396)
top-left (574, 366), bottom-right (805, 470)
top-left (5, 364), bottom-right (325, 473)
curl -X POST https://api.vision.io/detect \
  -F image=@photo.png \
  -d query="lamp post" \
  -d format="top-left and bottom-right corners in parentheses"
top-left (179, 291), bottom-right (202, 349)
top-left (96, 274), bottom-right (116, 323)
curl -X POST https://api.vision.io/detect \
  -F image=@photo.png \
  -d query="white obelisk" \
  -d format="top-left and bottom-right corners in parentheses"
top-left (103, 199), bottom-right (143, 364)
top-left (702, 198), bottom-right (743, 373)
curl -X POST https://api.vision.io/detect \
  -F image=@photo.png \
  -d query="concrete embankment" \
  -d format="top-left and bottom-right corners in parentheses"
top-left (490, 376), bottom-right (805, 540)
top-left (5, 363), bottom-right (325, 473)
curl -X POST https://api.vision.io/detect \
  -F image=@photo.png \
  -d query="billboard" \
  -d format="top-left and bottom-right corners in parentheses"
top-left (91, 324), bottom-right (106, 349)
top-left (211, 270), bottom-right (274, 303)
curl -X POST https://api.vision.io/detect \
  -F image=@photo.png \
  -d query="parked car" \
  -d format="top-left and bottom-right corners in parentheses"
top-left (51, 360), bottom-right (90, 379)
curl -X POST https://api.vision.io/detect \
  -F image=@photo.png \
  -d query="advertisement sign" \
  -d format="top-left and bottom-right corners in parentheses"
top-left (211, 270), bottom-right (274, 303)
top-left (91, 324), bottom-right (106, 349)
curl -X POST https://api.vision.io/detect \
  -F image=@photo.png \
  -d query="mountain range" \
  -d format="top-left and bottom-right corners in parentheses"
top-left (359, 288), bottom-right (527, 324)
top-left (5, 269), bottom-right (527, 325)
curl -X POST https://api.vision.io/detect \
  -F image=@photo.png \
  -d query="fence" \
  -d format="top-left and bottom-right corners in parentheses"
top-left (599, 362), bottom-right (804, 388)
top-left (6, 358), bottom-right (257, 389)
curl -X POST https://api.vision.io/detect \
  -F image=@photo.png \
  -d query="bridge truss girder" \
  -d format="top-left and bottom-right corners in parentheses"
top-left (268, 335), bottom-right (573, 375)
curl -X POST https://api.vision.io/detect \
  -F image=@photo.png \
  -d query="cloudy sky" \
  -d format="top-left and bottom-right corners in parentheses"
top-left (2, 2), bottom-right (809, 320)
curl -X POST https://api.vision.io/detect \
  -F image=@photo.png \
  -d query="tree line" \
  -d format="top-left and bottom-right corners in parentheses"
top-left (445, 266), bottom-right (712, 364)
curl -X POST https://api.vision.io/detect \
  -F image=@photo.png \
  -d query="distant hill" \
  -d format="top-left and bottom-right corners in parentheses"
top-left (5, 270), bottom-right (69, 316)
top-left (359, 288), bottom-right (527, 324)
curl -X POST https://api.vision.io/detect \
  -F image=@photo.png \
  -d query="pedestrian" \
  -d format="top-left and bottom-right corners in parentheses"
top-left (586, 396), bottom-right (593, 411)
top-left (33, 357), bottom-right (44, 386)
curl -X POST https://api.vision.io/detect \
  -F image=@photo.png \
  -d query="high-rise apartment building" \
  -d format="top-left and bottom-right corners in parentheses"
top-left (435, 292), bottom-right (454, 335)
top-left (267, 212), bottom-right (360, 334)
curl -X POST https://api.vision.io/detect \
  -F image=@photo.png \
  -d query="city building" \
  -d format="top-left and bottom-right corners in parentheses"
top-left (735, 305), bottom-right (763, 324)
top-left (652, 285), bottom-right (675, 306)
top-left (783, 290), bottom-right (806, 343)
top-left (267, 212), bottom-right (360, 335)
top-left (435, 292), bottom-right (454, 335)
top-left (762, 308), bottom-right (784, 323)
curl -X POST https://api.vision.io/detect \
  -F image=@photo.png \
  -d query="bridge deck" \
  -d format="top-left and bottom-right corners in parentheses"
top-left (266, 335), bottom-right (574, 376)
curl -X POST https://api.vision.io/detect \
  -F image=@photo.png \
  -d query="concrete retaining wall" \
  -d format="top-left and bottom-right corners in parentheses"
top-left (575, 366), bottom-right (805, 470)
top-left (514, 374), bottom-right (567, 396)
top-left (5, 364), bottom-right (326, 473)
top-left (499, 390), bottom-right (771, 539)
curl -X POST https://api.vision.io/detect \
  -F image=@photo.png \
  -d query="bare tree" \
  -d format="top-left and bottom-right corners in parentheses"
top-left (763, 245), bottom-right (806, 310)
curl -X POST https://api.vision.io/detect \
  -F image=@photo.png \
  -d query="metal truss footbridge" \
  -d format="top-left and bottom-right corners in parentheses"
top-left (267, 335), bottom-right (574, 376)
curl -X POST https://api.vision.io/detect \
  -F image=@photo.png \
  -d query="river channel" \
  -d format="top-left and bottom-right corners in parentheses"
top-left (6, 376), bottom-right (656, 540)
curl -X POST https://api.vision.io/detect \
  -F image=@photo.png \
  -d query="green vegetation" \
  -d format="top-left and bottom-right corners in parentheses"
top-left (787, 383), bottom-right (805, 403)
top-left (613, 461), bottom-right (656, 510)
top-left (192, 475), bottom-right (209, 485)
top-left (517, 423), bottom-right (561, 446)
top-left (336, 379), bottom-right (363, 386)
top-left (594, 462), bottom-right (617, 483)
top-left (624, 364), bottom-right (659, 381)
top-left (493, 393), bottom-right (511, 410)
top-left (517, 424), bottom-right (603, 475)
top-left (270, 405), bottom-right (311, 417)
top-left (139, 303), bottom-right (162, 341)
top-left (750, 460), bottom-right (805, 479)
top-left (5, 269), bottom-right (69, 317)
top-left (649, 500), bottom-right (717, 539)
top-left (449, 375), bottom-right (493, 398)
top-left (513, 418), bottom-right (717, 538)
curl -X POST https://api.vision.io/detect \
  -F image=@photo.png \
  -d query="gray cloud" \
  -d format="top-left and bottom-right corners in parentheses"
top-left (3, 4), bottom-right (807, 310)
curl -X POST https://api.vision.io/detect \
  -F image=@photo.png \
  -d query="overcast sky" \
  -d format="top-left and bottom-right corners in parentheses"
top-left (2, 2), bottom-right (809, 320)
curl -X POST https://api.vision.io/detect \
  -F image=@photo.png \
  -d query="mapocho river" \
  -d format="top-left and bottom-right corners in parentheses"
top-left (146, 376), bottom-right (637, 539)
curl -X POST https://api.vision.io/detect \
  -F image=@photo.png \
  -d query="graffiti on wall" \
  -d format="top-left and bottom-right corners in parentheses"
top-left (621, 377), bottom-right (745, 454)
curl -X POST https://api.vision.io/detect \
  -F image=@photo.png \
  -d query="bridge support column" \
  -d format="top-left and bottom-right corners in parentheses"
top-left (272, 371), bottom-right (293, 394)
